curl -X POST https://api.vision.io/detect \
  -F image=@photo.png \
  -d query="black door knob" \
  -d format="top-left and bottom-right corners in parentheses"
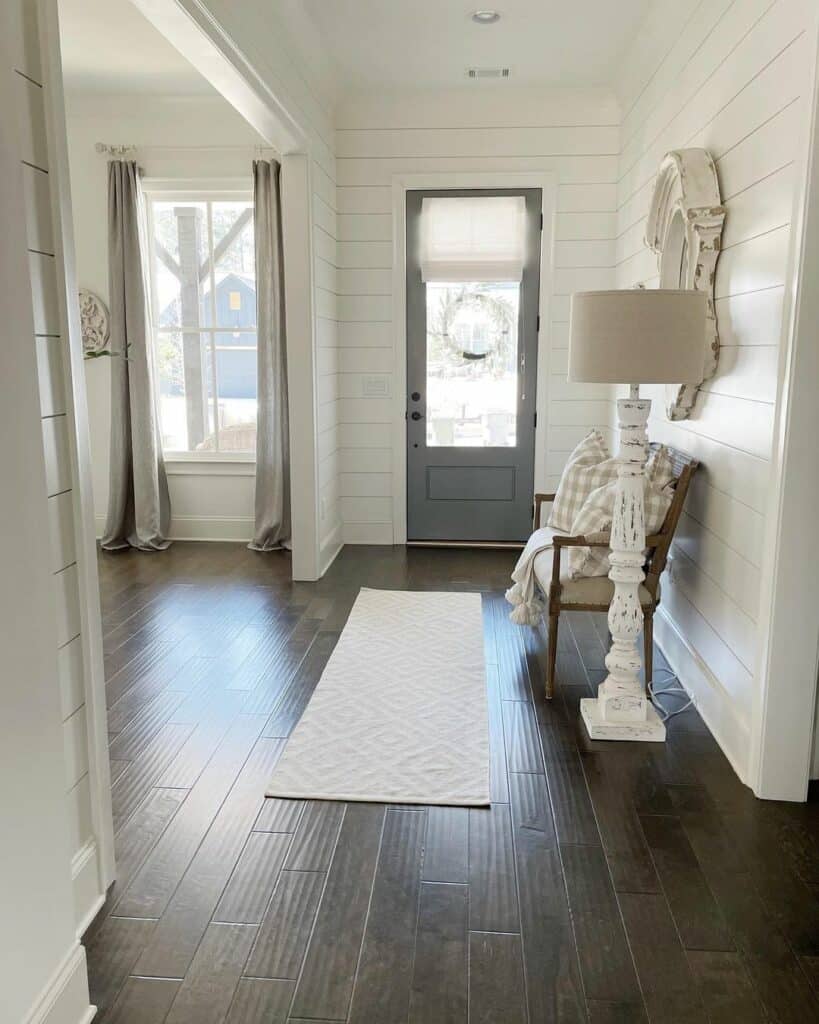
top-left (411, 391), bottom-right (421, 401)
top-left (411, 411), bottom-right (423, 421)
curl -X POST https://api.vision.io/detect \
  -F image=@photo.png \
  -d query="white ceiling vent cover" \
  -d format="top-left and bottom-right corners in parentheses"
top-left (467, 67), bottom-right (510, 79)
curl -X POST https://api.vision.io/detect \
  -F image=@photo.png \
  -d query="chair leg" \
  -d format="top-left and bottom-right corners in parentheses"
top-left (644, 610), bottom-right (654, 695)
top-left (546, 613), bottom-right (558, 700)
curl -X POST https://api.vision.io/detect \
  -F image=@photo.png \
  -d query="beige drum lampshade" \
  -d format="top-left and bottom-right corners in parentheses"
top-left (568, 289), bottom-right (708, 384)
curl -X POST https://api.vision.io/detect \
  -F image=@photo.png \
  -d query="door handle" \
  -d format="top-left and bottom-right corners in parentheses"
top-left (411, 411), bottom-right (423, 421)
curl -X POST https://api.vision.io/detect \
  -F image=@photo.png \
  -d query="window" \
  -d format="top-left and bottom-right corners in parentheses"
top-left (425, 281), bottom-right (520, 447)
top-left (146, 193), bottom-right (257, 457)
top-left (419, 195), bottom-right (525, 447)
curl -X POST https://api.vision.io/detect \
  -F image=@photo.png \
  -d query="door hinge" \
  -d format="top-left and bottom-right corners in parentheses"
top-left (534, 411), bottom-right (538, 429)
top-left (539, 212), bottom-right (544, 231)
top-left (536, 313), bottom-right (540, 333)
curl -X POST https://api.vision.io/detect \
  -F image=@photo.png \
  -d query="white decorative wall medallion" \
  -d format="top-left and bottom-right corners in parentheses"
top-left (645, 148), bottom-right (725, 420)
top-left (78, 289), bottom-right (110, 355)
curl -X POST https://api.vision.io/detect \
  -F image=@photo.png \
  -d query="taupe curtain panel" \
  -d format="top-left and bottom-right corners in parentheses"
top-left (101, 160), bottom-right (171, 551)
top-left (249, 159), bottom-right (291, 551)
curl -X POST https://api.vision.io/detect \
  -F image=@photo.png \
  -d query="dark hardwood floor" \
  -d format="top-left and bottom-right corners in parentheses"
top-left (85, 542), bottom-right (819, 1023)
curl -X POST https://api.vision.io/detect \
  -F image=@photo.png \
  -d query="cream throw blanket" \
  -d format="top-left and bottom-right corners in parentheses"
top-left (505, 527), bottom-right (556, 625)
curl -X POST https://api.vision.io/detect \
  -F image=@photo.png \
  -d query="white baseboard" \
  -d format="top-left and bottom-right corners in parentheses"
top-left (95, 513), bottom-right (254, 542)
top-left (71, 839), bottom-right (104, 938)
top-left (655, 607), bottom-right (751, 785)
top-left (22, 943), bottom-right (94, 1024)
top-left (342, 522), bottom-right (394, 545)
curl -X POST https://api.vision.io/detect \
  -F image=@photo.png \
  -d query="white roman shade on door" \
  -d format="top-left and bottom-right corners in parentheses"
top-left (419, 195), bottom-right (527, 282)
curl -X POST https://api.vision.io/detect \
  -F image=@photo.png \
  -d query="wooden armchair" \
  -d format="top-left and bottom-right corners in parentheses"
top-left (533, 443), bottom-right (698, 699)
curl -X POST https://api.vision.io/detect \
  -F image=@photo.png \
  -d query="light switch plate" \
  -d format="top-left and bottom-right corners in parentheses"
top-left (362, 375), bottom-right (390, 397)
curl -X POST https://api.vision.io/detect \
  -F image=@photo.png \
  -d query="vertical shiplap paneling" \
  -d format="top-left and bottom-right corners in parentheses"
top-left (612, 0), bottom-right (813, 774)
top-left (334, 92), bottom-right (620, 540)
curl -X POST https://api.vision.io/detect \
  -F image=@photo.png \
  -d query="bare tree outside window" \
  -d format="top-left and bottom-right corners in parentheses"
top-left (146, 194), bottom-right (258, 455)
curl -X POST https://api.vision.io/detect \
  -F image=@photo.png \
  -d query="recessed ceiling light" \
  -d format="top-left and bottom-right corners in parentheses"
top-left (472, 10), bottom-right (501, 25)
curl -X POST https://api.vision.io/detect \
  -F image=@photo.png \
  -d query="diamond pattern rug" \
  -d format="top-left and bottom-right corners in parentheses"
top-left (265, 588), bottom-right (490, 806)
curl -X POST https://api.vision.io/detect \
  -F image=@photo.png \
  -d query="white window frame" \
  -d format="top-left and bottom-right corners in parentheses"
top-left (143, 179), bottom-right (256, 463)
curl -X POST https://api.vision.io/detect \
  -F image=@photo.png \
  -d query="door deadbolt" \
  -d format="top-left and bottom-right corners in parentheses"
top-left (411, 411), bottom-right (423, 421)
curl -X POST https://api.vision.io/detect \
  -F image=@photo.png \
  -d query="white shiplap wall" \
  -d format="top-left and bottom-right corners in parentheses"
top-left (613, 0), bottom-right (814, 776)
top-left (11, 9), bottom-right (105, 929)
top-left (335, 89), bottom-right (620, 544)
top-left (8, 0), bottom-right (112, 966)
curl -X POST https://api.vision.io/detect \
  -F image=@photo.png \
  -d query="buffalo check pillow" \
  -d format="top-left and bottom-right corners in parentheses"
top-left (567, 471), bottom-right (674, 579)
top-left (646, 444), bottom-right (676, 493)
top-left (548, 431), bottom-right (619, 532)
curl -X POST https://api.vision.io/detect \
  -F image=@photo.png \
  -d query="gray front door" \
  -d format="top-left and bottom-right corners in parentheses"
top-left (406, 188), bottom-right (542, 542)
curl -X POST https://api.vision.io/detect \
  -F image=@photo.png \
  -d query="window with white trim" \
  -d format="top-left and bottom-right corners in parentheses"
top-left (146, 192), bottom-right (257, 457)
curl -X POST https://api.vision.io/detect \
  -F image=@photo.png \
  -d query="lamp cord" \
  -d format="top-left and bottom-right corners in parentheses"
top-left (648, 667), bottom-right (694, 722)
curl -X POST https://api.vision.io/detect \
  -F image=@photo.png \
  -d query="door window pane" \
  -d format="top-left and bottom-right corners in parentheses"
top-left (425, 282), bottom-right (519, 447)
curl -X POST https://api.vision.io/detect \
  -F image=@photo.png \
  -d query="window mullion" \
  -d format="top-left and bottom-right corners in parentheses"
top-left (207, 201), bottom-right (219, 452)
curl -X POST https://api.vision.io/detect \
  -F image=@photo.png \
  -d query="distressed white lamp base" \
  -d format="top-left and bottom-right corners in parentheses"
top-left (580, 696), bottom-right (666, 742)
top-left (566, 288), bottom-right (708, 745)
top-left (581, 392), bottom-right (666, 743)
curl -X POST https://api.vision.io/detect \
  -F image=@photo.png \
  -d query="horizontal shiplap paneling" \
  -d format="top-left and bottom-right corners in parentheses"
top-left (42, 415), bottom-right (72, 496)
top-left (15, 71), bottom-right (48, 169)
top-left (335, 103), bottom-right (619, 542)
top-left (23, 163), bottom-right (53, 254)
top-left (36, 336), bottom-right (66, 416)
top-left (29, 252), bottom-right (60, 335)
top-left (612, 0), bottom-right (812, 779)
top-left (48, 489), bottom-right (77, 574)
top-left (54, 564), bottom-right (81, 649)
top-left (58, 636), bottom-right (85, 722)
top-left (63, 706), bottom-right (89, 792)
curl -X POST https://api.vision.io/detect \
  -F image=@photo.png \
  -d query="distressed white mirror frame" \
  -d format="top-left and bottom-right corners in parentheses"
top-left (645, 149), bottom-right (725, 420)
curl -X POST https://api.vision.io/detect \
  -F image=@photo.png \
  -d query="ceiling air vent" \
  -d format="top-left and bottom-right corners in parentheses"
top-left (467, 67), bottom-right (510, 79)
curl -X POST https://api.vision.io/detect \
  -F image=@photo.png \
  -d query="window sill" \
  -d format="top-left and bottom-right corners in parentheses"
top-left (164, 456), bottom-right (256, 477)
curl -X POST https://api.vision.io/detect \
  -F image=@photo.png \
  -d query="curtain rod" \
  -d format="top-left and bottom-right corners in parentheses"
top-left (94, 143), bottom-right (277, 156)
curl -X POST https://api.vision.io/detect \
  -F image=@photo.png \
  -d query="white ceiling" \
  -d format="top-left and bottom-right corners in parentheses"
top-left (58, 0), bottom-right (212, 95)
top-left (58, 0), bottom-right (653, 101)
top-left (300, 0), bottom-right (653, 92)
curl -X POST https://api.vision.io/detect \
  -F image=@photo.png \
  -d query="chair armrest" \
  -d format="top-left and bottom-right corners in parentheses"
top-left (548, 532), bottom-right (612, 593)
top-left (553, 532), bottom-right (611, 549)
top-left (533, 492), bottom-right (556, 529)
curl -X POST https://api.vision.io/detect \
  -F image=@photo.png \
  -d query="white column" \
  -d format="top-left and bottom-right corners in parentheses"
top-left (580, 396), bottom-right (666, 741)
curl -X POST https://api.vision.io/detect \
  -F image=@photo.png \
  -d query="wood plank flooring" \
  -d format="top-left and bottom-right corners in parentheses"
top-left (85, 542), bottom-right (819, 1023)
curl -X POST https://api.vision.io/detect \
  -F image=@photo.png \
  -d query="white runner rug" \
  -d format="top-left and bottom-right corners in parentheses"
top-left (266, 588), bottom-right (490, 806)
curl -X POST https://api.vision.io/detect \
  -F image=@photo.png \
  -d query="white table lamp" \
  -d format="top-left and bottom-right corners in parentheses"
top-left (568, 289), bottom-right (707, 741)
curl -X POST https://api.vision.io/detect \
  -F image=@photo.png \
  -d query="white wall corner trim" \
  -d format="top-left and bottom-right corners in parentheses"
top-left (751, 6), bottom-right (819, 800)
top-left (319, 521), bottom-right (344, 576)
top-left (389, 171), bottom-right (557, 545)
top-left (21, 942), bottom-right (94, 1024)
top-left (39, 0), bottom-right (115, 890)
